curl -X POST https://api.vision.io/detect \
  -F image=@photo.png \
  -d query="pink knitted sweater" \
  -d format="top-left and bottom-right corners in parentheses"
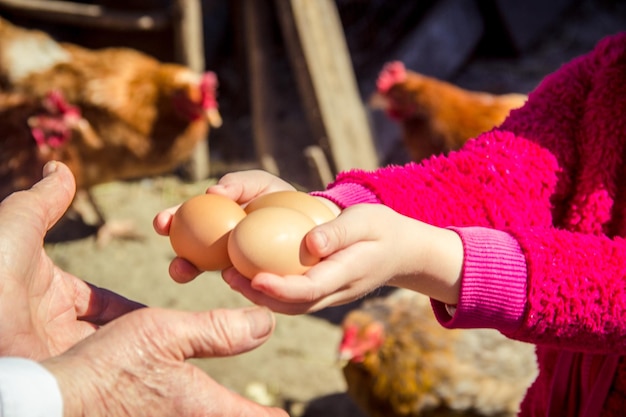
top-left (314, 33), bottom-right (626, 416)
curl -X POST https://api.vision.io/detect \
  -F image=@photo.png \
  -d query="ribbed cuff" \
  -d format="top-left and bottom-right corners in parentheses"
top-left (310, 183), bottom-right (380, 208)
top-left (0, 357), bottom-right (63, 417)
top-left (432, 227), bottom-right (528, 334)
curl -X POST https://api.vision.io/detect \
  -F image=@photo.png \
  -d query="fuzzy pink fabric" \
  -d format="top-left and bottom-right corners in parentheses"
top-left (313, 32), bottom-right (626, 416)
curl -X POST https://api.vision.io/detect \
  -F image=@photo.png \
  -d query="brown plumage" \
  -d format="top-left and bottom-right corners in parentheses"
top-left (339, 289), bottom-right (538, 417)
top-left (371, 61), bottom-right (527, 162)
top-left (0, 16), bottom-right (221, 190)
top-left (0, 90), bottom-right (98, 201)
top-left (0, 17), bottom-right (221, 242)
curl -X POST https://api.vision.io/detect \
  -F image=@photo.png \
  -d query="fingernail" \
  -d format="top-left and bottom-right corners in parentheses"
top-left (43, 161), bottom-right (58, 177)
top-left (209, 184), bottom-right (225, 191)
top-left (245, 307), bottom-right (274, 339)
top-left (310, 229), bottom-right (329, 251)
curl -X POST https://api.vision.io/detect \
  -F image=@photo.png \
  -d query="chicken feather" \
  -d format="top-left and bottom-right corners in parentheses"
top-left (339, 289), bottom-right (538, 417)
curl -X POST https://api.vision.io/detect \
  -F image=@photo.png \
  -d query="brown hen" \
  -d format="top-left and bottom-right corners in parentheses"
top-left (339, 289), bottom-right (538, 417)
top-left (0, 16), bottom-right (221, 188)
top-left (0, 90), bottom-right (99, 201)
top-left (0, 16), bottom-right (221, 243)
top-left (371, 61), bottom-right (527, 162)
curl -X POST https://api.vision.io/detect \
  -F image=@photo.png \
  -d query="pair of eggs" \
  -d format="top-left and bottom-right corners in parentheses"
top-left (169, 191), bottom-right (337, 278)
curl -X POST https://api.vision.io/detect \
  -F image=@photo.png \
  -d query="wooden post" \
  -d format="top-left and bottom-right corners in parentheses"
top-left (0, 0), bottom-right (170, 29)
top-left (173, 0), bottom-right (211, 181)
top-left (275, 0), bottom-right (379, 175)
top-left (242, 0), bottom-right (281, 176)
top-left (173, 0), bottom-right (205, 75)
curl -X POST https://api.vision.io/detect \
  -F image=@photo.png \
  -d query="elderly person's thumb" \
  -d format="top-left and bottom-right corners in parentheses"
top-left (43, 306), bottom-right (283, 417)
top-left (157, 306), bottom-right (276, 358)
top-left (0, 160), bottom-right (76, 240)
top-left (37, 161), bottom-right (76, 229)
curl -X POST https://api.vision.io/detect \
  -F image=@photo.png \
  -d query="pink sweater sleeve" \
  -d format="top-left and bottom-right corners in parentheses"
top-left (312, 33), bottom-right (626, 354)
top-left (431, 227), bottom-right (528, 334)
top-left (315, 184), bottom-right (530, 335)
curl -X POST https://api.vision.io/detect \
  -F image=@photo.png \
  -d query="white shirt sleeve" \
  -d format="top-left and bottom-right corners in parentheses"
top-left (0, 357), bottom-right (63, 417)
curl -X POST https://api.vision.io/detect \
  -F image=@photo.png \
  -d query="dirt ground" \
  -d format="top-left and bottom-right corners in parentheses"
top-left (42, 1), bottom-right (626, 416)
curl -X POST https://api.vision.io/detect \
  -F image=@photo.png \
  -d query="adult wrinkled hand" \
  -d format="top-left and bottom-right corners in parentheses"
top-left (42, 306), bottom-right (288, 417)
top-left (0, 161), bottom-right (143, 359)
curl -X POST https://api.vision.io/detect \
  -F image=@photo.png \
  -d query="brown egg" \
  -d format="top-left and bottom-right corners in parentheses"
top-left (227, 207), bottom-right (320, 279)
top-left (245, 191), bottom-right (337, 225)
top-left (169, 194), bottom-right (247, 271)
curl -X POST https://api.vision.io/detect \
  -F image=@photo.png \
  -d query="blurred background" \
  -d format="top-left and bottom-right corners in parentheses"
top-left (3, 0), bottom-right (624, 189)
top-left (1, 1), bottom-right (625, 416)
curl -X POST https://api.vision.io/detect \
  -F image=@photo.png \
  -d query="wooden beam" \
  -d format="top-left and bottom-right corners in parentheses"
top-left (0, 0), bottom-right (171, 30)
top-left (275, 0), bottom-right (379, 173)
top-left (172, 0), bottom-right (204, 73)
top-left (172, 0), bottom-right (211, 181)
top-left (242, 0), bottom-right (280, 176)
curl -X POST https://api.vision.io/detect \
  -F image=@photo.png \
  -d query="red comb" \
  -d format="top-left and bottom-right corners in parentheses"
top-left (339, 325), bottom-right (358, 351)
top-left (44, 90), bottom-right (81, 118)
top-left (30, 115), bottom-right (71, 148)
top-left (376, 61), bottom-right (406, 94)
top-left (200, 71), bottom-right (219, 109)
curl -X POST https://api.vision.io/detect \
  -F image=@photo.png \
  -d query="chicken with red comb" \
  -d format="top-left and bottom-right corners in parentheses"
top-left (371, 60), bottom-right (527, 162)
top-left (0, 16), bottom-right (222, 243)
top-left (376, 61), bottom-right (407, 97)
top-left (339, 289), bottom-right (538, 417)
top-left (0, 91), bottom-right (94, 201)
top-left (29, 90), bottom-right (102, 154)
top-left (0, 16), bottom-right (222, 189)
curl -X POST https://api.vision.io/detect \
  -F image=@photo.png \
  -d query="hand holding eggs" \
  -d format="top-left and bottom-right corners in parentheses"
top-left (244, 191), bottom-right (337, 225)
top-left (228, 207), bottom-right (319, 278)
top-left (169, 194), bottom-right (246, 271)
top-left (168, 190), bottom-right (338, 278)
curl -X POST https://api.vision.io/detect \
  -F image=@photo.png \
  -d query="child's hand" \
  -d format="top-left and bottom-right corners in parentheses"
top-left (222, 204), bottom-right (464, 315)
top-left (207, 170), bottom-right (297, 203)
top-left (153, 170), bottom-right (297, 283)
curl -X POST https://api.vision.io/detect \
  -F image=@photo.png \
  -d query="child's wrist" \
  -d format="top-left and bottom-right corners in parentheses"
top-left (424, 227), bottom-right (463, 305)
